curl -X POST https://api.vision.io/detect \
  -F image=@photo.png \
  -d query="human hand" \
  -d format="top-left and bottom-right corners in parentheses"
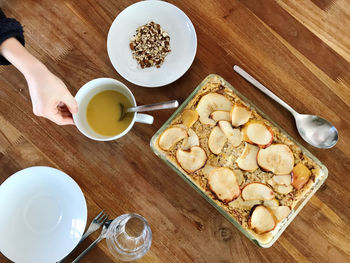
top-left (26, 65), bottom-right (78, 125)
top-left (0, 38), bottom-right (78, 125)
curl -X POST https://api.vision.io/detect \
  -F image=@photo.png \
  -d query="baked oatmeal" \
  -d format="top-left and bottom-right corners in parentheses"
top-left (152, 74), bottom-right (325, 245)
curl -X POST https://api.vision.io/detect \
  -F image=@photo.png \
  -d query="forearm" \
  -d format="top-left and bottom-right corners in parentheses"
top-left (0, 11), bottom-right (77, 126)
top-left (0, 37), bottom-right (45, 81)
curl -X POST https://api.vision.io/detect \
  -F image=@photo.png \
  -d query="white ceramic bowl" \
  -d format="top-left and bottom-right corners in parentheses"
top-left (0, 167), bottom-right (87, 263)
top-left (107, 0), bottom-right (197, 87)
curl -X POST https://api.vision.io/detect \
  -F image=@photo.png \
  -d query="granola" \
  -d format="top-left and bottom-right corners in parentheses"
top-left (130, 21), bottom-right (171, 68)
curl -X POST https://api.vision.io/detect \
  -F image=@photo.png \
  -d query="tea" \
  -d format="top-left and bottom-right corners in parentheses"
top-left (86, 90), bottom-right (133, 136)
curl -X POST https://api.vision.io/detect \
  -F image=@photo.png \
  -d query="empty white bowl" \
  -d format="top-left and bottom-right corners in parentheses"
top-left (107, 0), bottom-right (197, 87)
top-left (0, 166), bottom-right (87, 263)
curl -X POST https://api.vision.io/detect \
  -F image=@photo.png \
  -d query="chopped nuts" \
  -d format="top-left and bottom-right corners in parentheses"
top-left (130, 21), bottom-right (171, 69)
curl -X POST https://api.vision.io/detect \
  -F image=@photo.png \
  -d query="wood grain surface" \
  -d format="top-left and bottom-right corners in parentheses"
top-left (1, 0), bottom-right (350, 262)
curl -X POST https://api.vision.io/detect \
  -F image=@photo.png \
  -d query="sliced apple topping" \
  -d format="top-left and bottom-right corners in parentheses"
top-left (218, 121), bottom-right (242, 147)
top-left (201, 164), bottom-right (216, 177)
top-left (236, 143), bottom-right (259, 171)
top-left (159, 127), bottom-right (188, 151)
top-left (249, 205), bottom-right (276, 234)
top-left (267, 174), bottom-right (292, 195)
top-left (182, 109), bottom-right (198, 128)
top-left (257, 144), bottom-right (294, 174)
top-left (291, 163), bottom-right (311, 190)
top-left (264, 199), bottom-right (280, 207)
top-left (173, 124), bottom-right (187, 129)
top-left (208, 167), bottom-right (241, 202)
top-left (233, 169), bottom-right (244, 186)
top-left (196, 93), bottom-right (233, 125)
top-left (229, 196), bottom-right (261, 209)
top-left (242, 120), bottom-right (274, 148)
top-left (231, 103), bottom-right (252, 127)
top-left (181, 128), bottom-right (199, 150)
top-left (274, 185), bottom-right (293, 195)
top-left (268, 206), bottom-right (291, 222)
top-left (210, 111), bottom-right (230, 122)
top-left (272, 175), bottom-right (292, 186)
top-left (208, 126), bottom-right (226, 154)
top-left (176, 146), bottom-right (207, 173)
top-left (242, 183), bottom-right (274, 201)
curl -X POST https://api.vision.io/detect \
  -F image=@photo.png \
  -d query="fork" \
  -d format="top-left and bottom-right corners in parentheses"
top-left (57, 210), bottom-right (108, 262)
top-left (78, 210), bottom-right (109, 244)
top-left (72, 219), bottom-right (113, 263)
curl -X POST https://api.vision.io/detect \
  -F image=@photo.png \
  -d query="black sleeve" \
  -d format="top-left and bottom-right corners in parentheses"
top-left (0, 8), bottom-right (25, 65)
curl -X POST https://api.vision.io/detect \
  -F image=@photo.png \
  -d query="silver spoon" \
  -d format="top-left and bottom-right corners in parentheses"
top-left (119, 100), bottom-right (179, 120)
top-left (233, 65), bottom-right (338, 149)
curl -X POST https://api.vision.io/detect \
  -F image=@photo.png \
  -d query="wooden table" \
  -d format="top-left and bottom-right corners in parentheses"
top-left (1, 0), bottom-right (350, 262)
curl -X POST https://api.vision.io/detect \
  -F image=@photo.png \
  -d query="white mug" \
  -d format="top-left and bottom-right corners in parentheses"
top-left (73, 78), bottom-right (153, 141)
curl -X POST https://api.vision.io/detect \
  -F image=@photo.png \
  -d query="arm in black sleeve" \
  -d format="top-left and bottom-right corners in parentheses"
top-left (0, 8), bottom-right (25, 65)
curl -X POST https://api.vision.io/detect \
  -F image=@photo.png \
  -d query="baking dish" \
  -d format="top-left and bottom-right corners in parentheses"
top-left (150, 74), bottom-right (328, 247)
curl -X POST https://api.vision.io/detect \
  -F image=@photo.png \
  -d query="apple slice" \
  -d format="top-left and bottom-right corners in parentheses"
top-left (249, 205), bottom-right (276, 234)
top-left (176, 146), bottom-right (207, 173)
top-left (272, 175), bottom-right (292, 186)
top-left (196, 93), bottom-right (233, 125)
top-left (274, 185), bottom-right (293, 195)
top-left (181, 128), bottom-right (199, 150)
top-left (233, 169), bottom-right (244, 186)
top-left (208, 126), bottom-right (226, 154)
top-left (236, 143), bottom-right (259, 171)
top-left (210, 111), bottom-right (230, 122)
top-left (257, 144), bottom-right (294, 174)
top-left (202, 164), bottom-right (216, 177)
top-left (242, 120), bottom-right (274, 148)
top-left (231, 103), bottom-right (252, 127)
top-left (229, 196), bottom-right (261, 209)
top-left (182, 109), bottom-right (198, 128)
top-left (264, 199), bottom-right (280, 207)
top-left (291, 163), bottom-right (311, 190)
top-left (218, 121), bottom-right (242, 147)
top-left (242, 183), bottom-right (274, 200)
top-left (173, 124), bottom-right (187, 129)
top-left (159, 127), bottom-right (188, 151)
top-left (208, 167), bottom-right (241, 202)
top-left (268, 206), bottom-right (291, 222)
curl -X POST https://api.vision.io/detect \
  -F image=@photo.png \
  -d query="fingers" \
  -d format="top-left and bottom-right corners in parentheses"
top-left (50, 114), bottom-right (75, 126)
top-left (57, 103), bottom-right (72, 115)
top-left (58, 117), bottom-right (75, 126)
top-left (63, 93), bottom-right (78, 114)
top-left (60, 111), bottom-right (73, 118)
top-left (45, 106), bottom-right (75, 126)
top-left (54, 94), bottom-right (77, 125)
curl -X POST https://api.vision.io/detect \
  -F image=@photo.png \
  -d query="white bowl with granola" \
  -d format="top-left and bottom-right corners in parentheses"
top-left (107, 1), bottom-right (197, 87)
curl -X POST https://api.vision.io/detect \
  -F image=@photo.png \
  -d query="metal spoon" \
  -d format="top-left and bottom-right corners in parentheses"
top-left (119, 100), bottom-right (179, 120)
top-left (233, 65), bottom-right (338, 149)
